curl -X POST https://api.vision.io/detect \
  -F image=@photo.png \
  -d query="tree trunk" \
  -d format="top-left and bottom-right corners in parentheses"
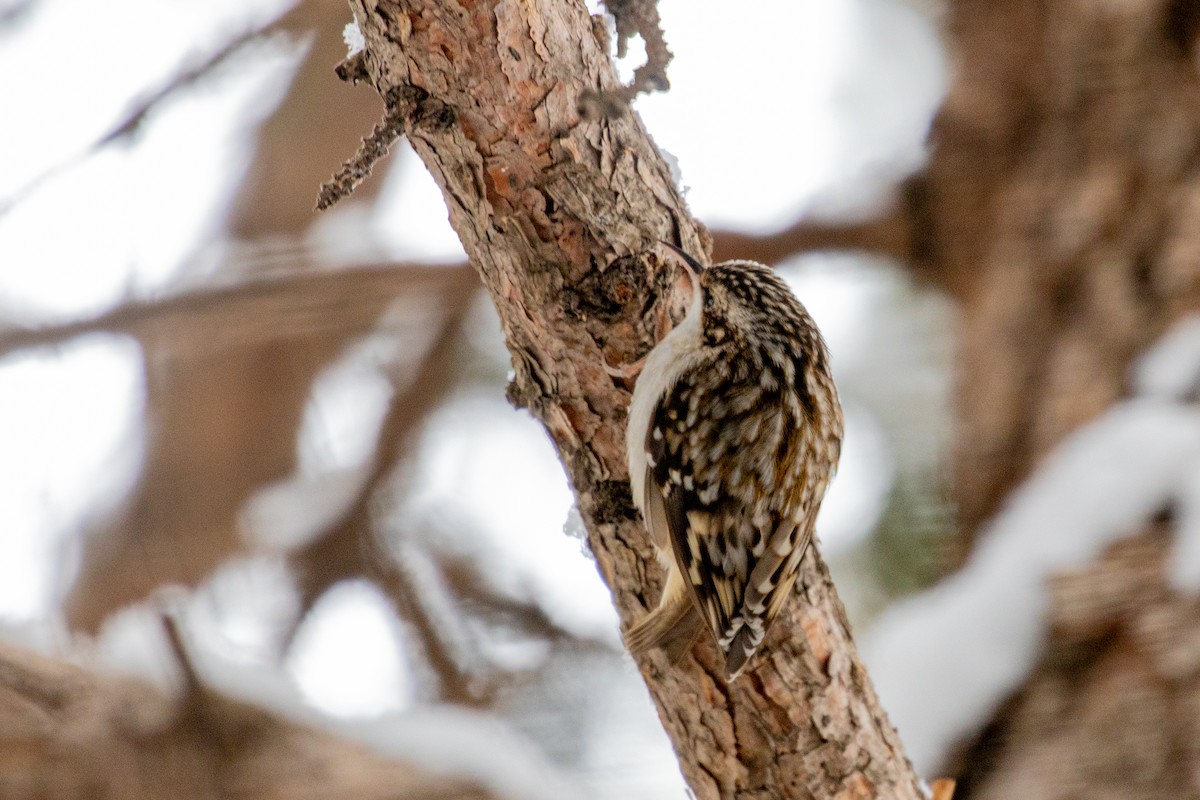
top-left (900, 0), bottom-right (1200, 796)
top-left (342, 1), bottom-right (922, 798)
top-left (915, 0), bottom-right (1200, 544)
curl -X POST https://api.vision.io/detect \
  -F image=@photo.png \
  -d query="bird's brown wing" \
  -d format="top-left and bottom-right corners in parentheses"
top-left (646, 348), bottom-right (817, 675)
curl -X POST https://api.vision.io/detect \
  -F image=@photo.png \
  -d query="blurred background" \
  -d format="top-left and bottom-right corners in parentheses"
top-left (3, 0), bottom-right (1199, 798)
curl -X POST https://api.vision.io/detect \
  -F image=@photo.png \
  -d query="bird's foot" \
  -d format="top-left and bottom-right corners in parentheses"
top-left (603, 353), bottom-right (646, 382)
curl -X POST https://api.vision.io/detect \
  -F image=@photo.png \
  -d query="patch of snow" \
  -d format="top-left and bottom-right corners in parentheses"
top-left (190, 556), bottom-right (299, 662)
top-left (0, 335), bottom-right (144, 621)
top-left (240, 466), bottom-right (370, 550)
top-left (1133, 313), bottom-right (1200, 402)
top-left (92, 598), bottom-right (192, 690)
top-left (343, 20), bottom-right (365, 57)
top-left (1130, 313), bottom-right (1200, 592)
top-left (562, 504), bottom-right (593, 562)
top-left (862, 399), bottom-right (1200, 773)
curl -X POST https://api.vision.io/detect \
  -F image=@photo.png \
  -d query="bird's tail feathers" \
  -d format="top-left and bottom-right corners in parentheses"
top-left (722, 623), bottom-right (761, 680)
top-left (625, 590), bottom-right (704, 663)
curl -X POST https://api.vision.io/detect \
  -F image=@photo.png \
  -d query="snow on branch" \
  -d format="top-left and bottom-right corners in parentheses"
top-left (863, 314), bottom-right (1200, 772)
top-left (1142, 313), bottom-right (1200, 591)
top-left (344, 19), bottom-right (366, 58)
top-left (1133, 313), bottom-right (1200, 401)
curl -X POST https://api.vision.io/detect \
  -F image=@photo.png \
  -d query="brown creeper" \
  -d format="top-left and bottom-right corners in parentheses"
top-left (623, 245), bottom-right (844, 679)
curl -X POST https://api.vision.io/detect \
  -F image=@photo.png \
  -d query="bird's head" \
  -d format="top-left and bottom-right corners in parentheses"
top-left (660, 243), bottom-right (813, 349)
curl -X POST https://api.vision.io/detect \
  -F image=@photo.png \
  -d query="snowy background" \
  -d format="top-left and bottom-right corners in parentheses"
top-left (0, 0), bottom-right (1030, 795)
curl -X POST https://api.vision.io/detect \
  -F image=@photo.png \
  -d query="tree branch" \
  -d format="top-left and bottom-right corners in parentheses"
top-left (0, 262), bottom-right (475, 358)
top-left (709, 203), bottom-right (915, 267)
top-left (341, 2), bottom-right (921, 798)
top-left (288, 294), bottom-right (483, 704)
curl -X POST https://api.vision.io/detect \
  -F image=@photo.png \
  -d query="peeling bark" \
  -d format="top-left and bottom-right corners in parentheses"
top-left (342, 1), bottom-right (921, 798)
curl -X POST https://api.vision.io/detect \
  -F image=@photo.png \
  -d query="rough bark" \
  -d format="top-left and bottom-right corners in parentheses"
top-left (343, 2), bottom-right (921, 798)
top-left (0, 644), bottom-right (495, 800)
top-left (900, 0), bottom-right (1200, 796)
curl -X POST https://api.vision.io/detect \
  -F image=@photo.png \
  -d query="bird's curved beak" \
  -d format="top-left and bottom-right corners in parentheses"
top-left (658, 241), bottom-right (704, 320)
top-left (659, 241), bottom-right (706, 312)
top-left (659, 241), bottom-right (706, 281)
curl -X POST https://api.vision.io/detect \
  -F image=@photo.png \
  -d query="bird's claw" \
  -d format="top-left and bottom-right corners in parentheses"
top-left (604, 353), bottom-right (646, 382)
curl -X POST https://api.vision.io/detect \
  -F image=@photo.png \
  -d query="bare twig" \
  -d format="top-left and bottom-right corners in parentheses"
top-left (315, 85), bottom-right (455, 209)
top-left (160, 612), bottom-right (203, 697)
top-left (315, 105), bottom-right (409, 210)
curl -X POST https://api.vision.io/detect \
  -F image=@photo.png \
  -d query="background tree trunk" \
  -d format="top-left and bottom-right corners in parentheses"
top-left (343, 1), bottom-right (922, 798)
top-left (896, 0), bottom-right (1200, 796)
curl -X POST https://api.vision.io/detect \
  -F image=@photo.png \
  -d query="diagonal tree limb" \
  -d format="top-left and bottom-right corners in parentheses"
top-left (287, 290), bottom-right (483, 704)
top-left (341, 2), bottom-right (922, 798)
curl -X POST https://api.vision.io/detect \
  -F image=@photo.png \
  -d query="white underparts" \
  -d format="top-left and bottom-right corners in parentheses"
top-left (626, 278), bottom-right (705, 518)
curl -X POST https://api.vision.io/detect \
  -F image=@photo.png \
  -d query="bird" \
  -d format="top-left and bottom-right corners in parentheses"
top-left (621, 243), bottom-right (844, 679)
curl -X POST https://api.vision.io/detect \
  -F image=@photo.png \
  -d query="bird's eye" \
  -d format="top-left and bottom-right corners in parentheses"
top-left (704, 294), bottom-right (715, 309)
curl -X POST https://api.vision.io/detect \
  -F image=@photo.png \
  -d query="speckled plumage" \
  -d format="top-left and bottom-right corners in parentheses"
top-left (624, 252), bottom-right (843, 679)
